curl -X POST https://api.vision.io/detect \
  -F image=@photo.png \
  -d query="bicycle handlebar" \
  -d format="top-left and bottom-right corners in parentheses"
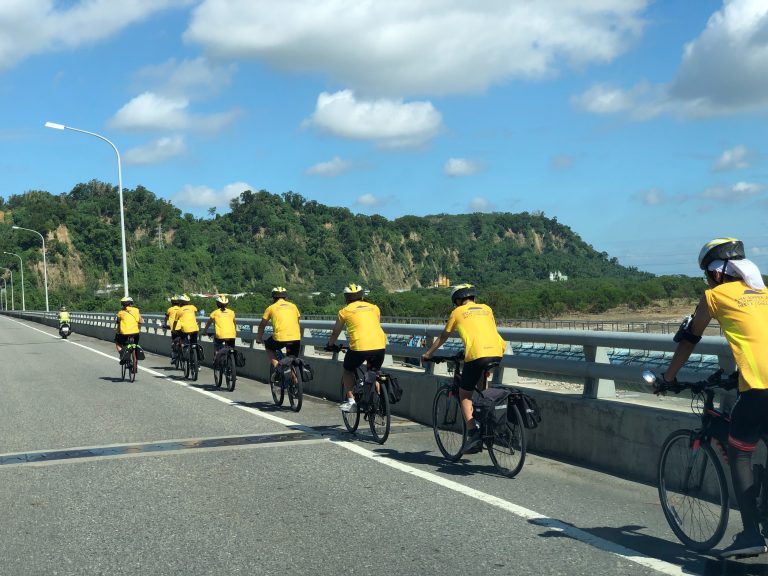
top-left (423, 351), bottom-right (465, 364)
top-left (642, 369), bottom-right (736, 395)
top-left (324, 343), bottom-right (349, 353)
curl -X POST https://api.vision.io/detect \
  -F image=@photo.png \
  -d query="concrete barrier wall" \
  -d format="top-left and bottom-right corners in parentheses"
top-left (12, 312), bottom-right (703, 485)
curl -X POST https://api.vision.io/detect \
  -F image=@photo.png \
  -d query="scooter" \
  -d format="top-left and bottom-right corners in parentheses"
top-left (59, 322), bottom-right (72, 339)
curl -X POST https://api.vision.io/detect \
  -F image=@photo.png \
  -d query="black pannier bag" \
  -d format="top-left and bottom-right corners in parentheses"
top-left (295, 358), bottom-right (314, 382)
top-left (135, 346), bottom-right (146, 361)
top-left (234, 349), bottom-right (246, 368)
top-left (473, 387), bottom-right (512, 429)
top-left (382, 374), bottom-right (403, 404)
top-left (511, 389), bottom-right (542, 429)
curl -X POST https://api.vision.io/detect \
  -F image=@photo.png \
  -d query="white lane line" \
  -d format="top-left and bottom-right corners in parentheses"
top-left (6, 315), bottom-right (698, 576)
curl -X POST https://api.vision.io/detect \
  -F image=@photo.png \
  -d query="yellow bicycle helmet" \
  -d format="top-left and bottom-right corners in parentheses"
top-left (451, 283), bottom-right (476, 305)
top-left (216, 294), bottom-right (229, 305)
top-left (698, 238), bottom-right (744, 270)
top-left (271, 286), bottom-right (287, 298)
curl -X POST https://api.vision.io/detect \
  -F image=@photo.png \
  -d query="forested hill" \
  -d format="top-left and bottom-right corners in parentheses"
top-left (0, 181), bottom-right (670, 314)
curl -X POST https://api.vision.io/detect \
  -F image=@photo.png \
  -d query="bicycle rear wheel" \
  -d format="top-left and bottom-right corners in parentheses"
top-left (341, 381), bottom-right (360, 433)
top-left (369, 380), bottom-right (391, 444)
top-left (432, 386), bottom-right (466, 462)
top-left (658, 429), bottom-right (729, 551)
top-left (487, 404), bottom-right (526, 478)
top-left (226, 352), bottom-right (237, 392)
top-left (270, 368), bottom-right (285, 406)
top-left (121, 352), bottom-right (128, 381)
top-left (288, 367), bottom-right (302, 412)
top-left (213, 357), bottom-right (223, 388)
top-left (190, 348), bottom-right (199, 381)
top-left (129, 349), bottom-right (138, 382)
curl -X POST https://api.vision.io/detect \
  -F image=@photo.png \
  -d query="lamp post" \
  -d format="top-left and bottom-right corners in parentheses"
top-left (1, 268), bottom-right (13, 311)
top-left (0, 277), bottom-right (6, 311)
top-left (3, 252), bottom-right (25, 311)
top-left (45, 121), bottom-right (129, 298)
top-left (12, 226), bottom-right (48, 312)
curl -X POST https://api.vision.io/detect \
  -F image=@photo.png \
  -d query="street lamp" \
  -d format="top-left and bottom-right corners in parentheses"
top-left (0, 276), bottom-right (6, 311)
top-left (45, 121), bottom-right (129, 298)
top-left (1, 268), bottom-right (13, 311)
top-left (12, 225), bottom-right (48, 312)
top-left (3, 252), bottom-right (25, 311)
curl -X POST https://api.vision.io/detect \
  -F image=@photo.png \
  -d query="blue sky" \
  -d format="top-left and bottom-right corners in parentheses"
top-left (1, 0), bottom-right (767, 277)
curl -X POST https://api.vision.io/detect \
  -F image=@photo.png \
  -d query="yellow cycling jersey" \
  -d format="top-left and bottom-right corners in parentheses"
top-left (705, 281), bottom-right (768, 392)
top-left (445, 302), bottom-right (505, 362)
top-left (210, 308), bottom-right (236, 339)
top-left (59, 312), bottom-right (70, 323)
top-left (116, 306), bottom-right (141, 335)
top-left (165, 305), bottom-right (180, 329)
top-left (262, 299), bottom-right (301, 341)
top-left (337, 301), bottom-right (386, 351)
top-left (173, 304), bottom-right (199, 334)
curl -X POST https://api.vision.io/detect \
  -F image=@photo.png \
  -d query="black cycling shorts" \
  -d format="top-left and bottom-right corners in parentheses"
top-left (214, 337), bottom-right (236, 351)
top-left (729, 388), bottom-right (768, 451)
top-left (114, 333), bottom-right (140, 346)
top-left (343, 349), bottom-right (385, 372)
top-left (264, 336), bottom-right (300, 357)
top-left (460, 356), bottom-right (502, 391)
top-left (181, 332), bottom-right (199, 345)
top-left (170, 330), bottom-right (182, 340)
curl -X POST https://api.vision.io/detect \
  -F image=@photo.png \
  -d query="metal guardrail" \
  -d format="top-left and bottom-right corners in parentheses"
top-left (11, 310), bottom-right (734, 400)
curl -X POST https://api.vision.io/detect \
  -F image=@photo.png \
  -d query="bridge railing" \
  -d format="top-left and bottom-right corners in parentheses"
top-left (19, 310), bottom-right (733, 400)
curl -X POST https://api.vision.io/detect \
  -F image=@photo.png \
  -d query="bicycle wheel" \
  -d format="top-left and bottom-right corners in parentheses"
top-left (287, 367), bottom-right (302, 412)
top-left (432, 386), bottom-right (466, 462)
top-left (487, 404), bottom-right (526, 478)
top-left (129, 349), bottom-right (138, 383)
top-left (341, 380), bottom-right (360, 433)
top-left (369, 380), bottom-right (391, 444)
top-left (226, 352), bottom-right (237, 392)
top-left (658, 429), bottom-right (729, 551)
top-left (190, 349), bottom-right (199, 382)
top-left (270, 368), bottom-right (285, 406)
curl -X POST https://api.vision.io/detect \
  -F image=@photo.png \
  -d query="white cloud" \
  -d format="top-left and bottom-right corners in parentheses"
top-left (133, 57), bottom-right (236, 99)
top-left (444, 158), bottom-right (482, 177)
top-left (713, 145), bottom-right (750, 171)
top-left (632, 188), bottom-right (671, 206)
top-left (752, 246), bottom-right (768, 256)
top-left (173, 181), bottom-right (252, 209)
top-left (304, 90), bottom-right (442, 148)
top-left (124, 136), bottom-right (186, 165)
top-left (108, 91), bottom-right (238, 132)
top-left (551, 155), bottom-right (575, 171)
top-left (185, 0), bottom-right (649, 96)
top-left (355, 193), bottom-right (381, 207)
top-left (0, 0), bottom-right (190, 71)
top-left (701, 181), bottom-right (764, 200)
top-left (305, 156), bottom-right (352, 177)
top-left (575, 0), bottom-right (768, 119)
top-left (468, 197), bottom-right (494, 212)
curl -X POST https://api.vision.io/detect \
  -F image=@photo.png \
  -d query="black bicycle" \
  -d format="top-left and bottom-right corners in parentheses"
top-left (181, 334), bottom-right (201, 381)
top-left (120, 336), bottom-right (140, 383)
top-left (270, 348), bottom-right (304, 412)
top-left (326, 345), bottom-right (391, 444)
top-left (170, 334), bottom-right (183, 371)
top-left (426, 352), bottom-right (526, 478)
top-left (644, 369), bottom-right (757, 552)
top-left (213, 340), bottom-right (237, 392)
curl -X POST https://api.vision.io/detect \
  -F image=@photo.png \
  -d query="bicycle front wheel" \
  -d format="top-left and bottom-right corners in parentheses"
top-left (121, 354), bottom-right (128, 381)
top-left (341, 381), bottom-right (360, 433)
top-left (214, 359), bottom-right (223, 388)
top-left (226, 352), bottom-right (237, 392)
top-left (270, 369), bottom-right (285, 406)
top-left (658, 429), bottom-right (729, 551)
top-left (432, 386), bottom-right (466, 462)
top-left (288, 367), bottom-right (302, 412)
top-left (369, 381), bottom-right (391, 444)
top-left (487, 404), bottom-right (526, 478)
top-left (190, 351), bottom-right (199, 382)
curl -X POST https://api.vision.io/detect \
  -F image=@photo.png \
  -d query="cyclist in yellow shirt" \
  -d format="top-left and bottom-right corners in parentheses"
top-left (327, 283), bottom-right (387, 412)
top-left (423, 284), bottom-right (505, 454)
top-left (58, 306), bottom-right (70, 325)
top-left (114, 296), bottom-right (144, 359)
top-left (165, 295), bottom-right (182, 363)
top-left (173, 293), bottom-right (200, 345)
top-left (204, 295), bottom-right (237, 355)
top-left (658, 238), bottom-right (768, 558)
top-left (256, 287), bottom-right (301, 371)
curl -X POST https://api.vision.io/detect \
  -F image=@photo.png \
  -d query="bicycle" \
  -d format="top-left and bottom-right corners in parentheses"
top-left (325, 344), bottom-right (391, 444)
top-left (180, 333), bottom-right (201, 381)
top-left (170, 333), bottom-right (183, 370)
top-left (213, 339), bottom-right (237, 392)
top-left (426, 352), bottom-right (526, 478)
top-left (643, 369), bottom-right (753, 552)
top-left (120, 336), bottom-right (140, 383)
top-left (269, 348), bottom-right (303, 412)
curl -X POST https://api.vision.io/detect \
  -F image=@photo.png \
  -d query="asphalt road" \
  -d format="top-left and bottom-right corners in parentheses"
top-left (0, 314), bottom-right (765, 576)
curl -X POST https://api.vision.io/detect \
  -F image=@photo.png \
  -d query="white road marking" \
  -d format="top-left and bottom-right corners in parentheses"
top-left (4, 315), bottom-right (700, 576)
